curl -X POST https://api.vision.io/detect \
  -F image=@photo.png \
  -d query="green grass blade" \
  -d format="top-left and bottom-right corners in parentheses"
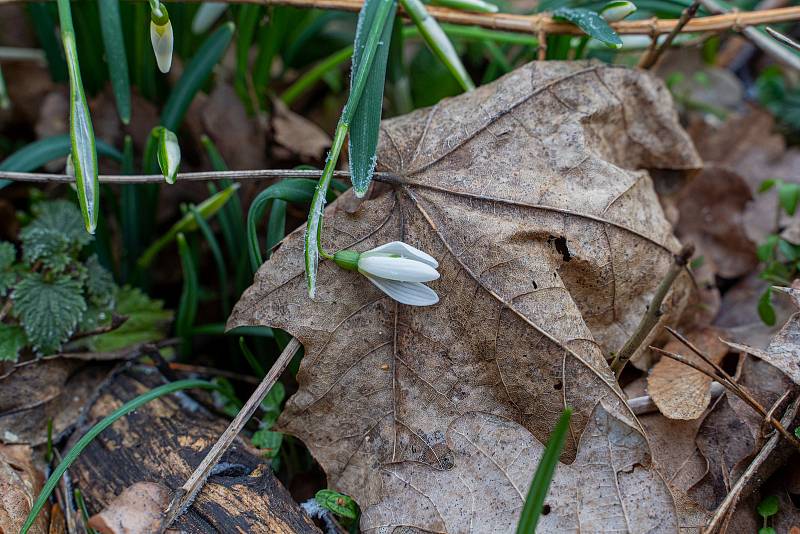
top-left (516, 408), bottom-right (572, 534)
top-left (399, 0), bottom-right (474, 92)
top-left (266, 199), bottom-right (286, 259)
top-left (348, 0), bottom-right (397, 197)
top-left (192, 3), bottom-right (228, 34)
top-left (239, 336), bottom-right (266, 376)
top-left (249, 179), bottom-right (319, 272)
top-left (98, 0), bottom-right (131, 124)
top-left (189, 204), bottom-right (230, 315)
top-left (161, 22), bottom-right (235, 131)
top-left (119, 135), bottom-right (141, 282)
top-left (430, 0), bottom-right (498, 12)
top-left (388, 18), bottom-right (413, 115)
top-left (552, 7), bottom-right (622, 49)
top-left (27, 3), bottom-right (68, 82)
top-left (57, 0), bottom-right (99, 233)
top-left (280, 45), bottom-right (354, 107)
top-left (0, 66), bottom-right (9, 110)
top-left (0, 135), bottom-right (121, 173)
top-left (176, 233), bottom-right (199, 352)
top-left (20, 379), bottom-right (217, 534)
top-left (235, 4), bottom-right (261, 100)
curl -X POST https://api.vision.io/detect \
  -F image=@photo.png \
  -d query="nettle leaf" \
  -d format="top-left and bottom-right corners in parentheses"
top-left (85, 254), bottom-right (116, 307)
top-left (0, 241), bottom-right (15, 293)
top-left (27, 200), bottom-right (92, 248)
top-left (84, 286), bottom-right (172, 352)
top-left (552, 7), bottom-right (623, 49)
top-left (228, 62), bottom-right (701, 531)
top-left (20, 227), bottom-right (72, 272)
top-left (0, 324), bottom-right (27, 362)
top-left (12, 272), bottom-right (86, 354)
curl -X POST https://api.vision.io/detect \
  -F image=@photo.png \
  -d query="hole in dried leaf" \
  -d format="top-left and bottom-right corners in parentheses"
top-left (553, 381), bottom-right (563, 390)
top-left (542, 504), bottom-right (551, 515)
top-left (553, 236), bottom-right (571, 262)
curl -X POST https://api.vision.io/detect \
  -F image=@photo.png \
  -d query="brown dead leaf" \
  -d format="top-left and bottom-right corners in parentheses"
top-left (201, 84), bottom-right (268, 169)
top-left (229, 61), bottom-right (701, 529)
top-left (675, 165), bottom-right (756, 279)
top-left (362, 403), bottom-right (679, 532)
top-left (647, 328), bottom-right (729, 420)
top-left (88, 482), bottom-right (170, 534)
top-left (0, 444), bottom-right (47, 534)
top-left (0, 359), bottom-right (112, 445)
top-left (271, 99), bottom-right (331, 160)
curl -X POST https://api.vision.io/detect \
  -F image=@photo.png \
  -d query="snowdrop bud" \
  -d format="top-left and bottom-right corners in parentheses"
top-left (156, 127), bottom-right (180, 184)
top-left (335, 241), bottom-right (440, 306)
top-left (600, 0), bottom-right (637, 21)
top-left (150, 5), bottom-right (173, 73)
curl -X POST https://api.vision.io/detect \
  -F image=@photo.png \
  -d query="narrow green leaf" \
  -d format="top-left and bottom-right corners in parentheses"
top-left (161, 22), bottom-right (235, 131)
top-left (26, 3), bottom-right (68, 82)
top-left (249, 179), bottom-right (319, 272)
top-left (430, 0), bottom-right (498, 13)
top-left (0, 135), bottom-right (120, 178)
top-left (552, 7), bottom-right (623, 49)
top-left (175, 233), bottom-right (198, 350)
top-left (0, 65), bottom-right (10, 110)
top-left (189, 204), bottom-right (230, 314)
top-left (758, 287), bottom-right (777, 326)
top-left (388, 18), bottom-right (413, 115)
top-left (399, 0), bottom-right (475, 91)
top-left (348, 0), bottom-right (397, 197)
top-left (56, 0), bottom-right (99, 233)
top-left (20, 379), bottom-right (217, 534)
top-left (98, 0), bottom-right (131, 124)
top-left (266, 199), bottom-right (287, 259)
top-left (280, 45), bottom-right (354, 107)
top-left (239, 336), bottom-right (265, 376)
top-left (778, 182), bottom-right (800, 216)
top-left (138, 182), bottom-right (240, 267)
top-left (235, 5), bottom-right (262, 100)
top-left (515, 408), bottom-right (572, 534)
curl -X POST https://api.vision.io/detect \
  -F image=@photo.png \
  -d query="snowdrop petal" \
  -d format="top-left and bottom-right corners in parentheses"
top-left (150, 20), bottom-right (174, 73)
top-left (361, 241), bottom-right (438, 268)
top-left (358, 256), bottom-right (439, 282)
top-left (364, 275), bottom-right (439, 306)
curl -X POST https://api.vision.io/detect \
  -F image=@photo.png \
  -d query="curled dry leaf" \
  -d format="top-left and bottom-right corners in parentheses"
top-left (229, 61), bottom-right (701, 530)
top-left (724, 286), bottom-right (800, 385)
top-left (272, 99), bottom-right (332, 161)
top-left (675, 165), bottom-right (757, 279)
top-left (88, 481), bottom-right (171, 534)
top-left (0, 444), bottom-right (47, 534)
top-left (647, 327), bottom-right (728, 420)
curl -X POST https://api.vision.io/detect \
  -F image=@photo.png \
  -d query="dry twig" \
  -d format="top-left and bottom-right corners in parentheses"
top-left (766, 26), bottom-right (800, 51)
top-left (160, 338), bottom-right (302, 530)
top-left (610, 243), bottom-right (693, 377)
top-left (639, 1), bottom-right (701, 68)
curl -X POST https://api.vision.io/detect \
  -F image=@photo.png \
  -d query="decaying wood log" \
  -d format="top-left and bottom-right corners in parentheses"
top-left (66, 366), bottom-right (320, 533)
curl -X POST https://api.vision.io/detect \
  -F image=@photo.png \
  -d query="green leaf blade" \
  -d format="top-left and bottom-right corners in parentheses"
top-left (98, 0), bottom-right (132, 124)
top-left (552, 7), bottom-right (623, 49)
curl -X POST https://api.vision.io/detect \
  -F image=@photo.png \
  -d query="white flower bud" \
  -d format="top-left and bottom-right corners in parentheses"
top-left (600, 0), bottom-right (637, 22)
top-left (150, 8), bottom-right (173, 73)
top-left (156, 127), bottom-right (180, 184)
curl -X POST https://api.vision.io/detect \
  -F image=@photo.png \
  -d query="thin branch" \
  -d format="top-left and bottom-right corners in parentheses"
top-left (651, 346), bottom-right (800, 451)
top-left (627, 381), bottom-right (724, 415)
top-left (160, 338), bottom-right (302, 531)
top-left (639, 1), bottom-right (701, 68)
top-left (610, 243), bottom-right (694, 377)
top-left (766, 26), bottom-right (800, 51)
top-left (703, 395), bottom-right (800, 534)
top-left (696, 0), bottom-right (800, 70)
top-left (2, 0), bottom-right (800, 36)
top-left (0, 168), bottom-right (367, 184)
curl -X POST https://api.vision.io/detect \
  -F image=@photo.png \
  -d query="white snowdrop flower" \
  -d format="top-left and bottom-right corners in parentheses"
top-left (150, 6), bottom-right (174, 73)
top-left (156, 127), bottom-right (180, 184)
top-left (600, 0), bottom-right (637, 21)
top-left (334, 241), bottom-right (440, 306)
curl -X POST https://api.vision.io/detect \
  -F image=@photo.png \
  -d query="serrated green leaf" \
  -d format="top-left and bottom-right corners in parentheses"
top-left (552, 7), bottom-right (622, 49)
top-left (85, 254), bottom-right (116, 306)
top-left (778, 182), bottom-right (800, 216)
top-left (757, 495), bottom-right (779, 518)
top-left (20, 227), bottom-right (72, 272)
top-left (348, 0), bottom-right (397, 197)
top-left (314, 489), bottom-right (359, 519)
top-left (758, 287), bottom-right (776, 326)
top-left (0, 241), bottom-right (16, 269)
top-left (84, 286), bottom-right (172, 352)
top-left (12, 272), bottom-right (86, 354)
top-left (251, 428), bottom-right (283, 458)
top-left (0, 324), bottom-right (27, 362)
top-left (28, 199), bottom-right (93, 248)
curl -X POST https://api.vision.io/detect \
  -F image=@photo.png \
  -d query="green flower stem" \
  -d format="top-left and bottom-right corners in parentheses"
top-left (304, 0), bottom-right (395, 297)
top-left (57, 0), bottom-right (99, 234)
top-left (399, 0), bottom-right (475, 91)
top-left (21, 379), bottom-right (218, 534)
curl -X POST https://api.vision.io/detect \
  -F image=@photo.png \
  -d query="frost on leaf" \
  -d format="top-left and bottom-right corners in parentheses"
top-left (229, 62), bottom-right (701, 531)
top-left (12, 272), bottom-right (86, 354)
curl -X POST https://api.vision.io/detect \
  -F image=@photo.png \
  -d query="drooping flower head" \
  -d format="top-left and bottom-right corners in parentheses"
top-left (150, 5), bottom-right (173, 73)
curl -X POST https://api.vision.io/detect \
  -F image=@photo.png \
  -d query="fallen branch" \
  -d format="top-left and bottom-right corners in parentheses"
top-left (610, 243), bottom-right (694, 377)
top-left (703, 395), bottom-right (800, 533)
top-left (160, 338), bottom-right (302, 531)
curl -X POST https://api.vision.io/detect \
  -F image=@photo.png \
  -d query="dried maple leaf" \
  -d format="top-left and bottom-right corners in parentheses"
top-left (229, 61), bottom-right (701, 529)
top-left (0, 444), bottom-right (47, 534)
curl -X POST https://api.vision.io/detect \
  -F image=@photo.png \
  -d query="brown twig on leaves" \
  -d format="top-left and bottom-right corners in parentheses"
top-left (639, 1), bottom-right (701, 68)
top-left (610, 243), bottom-right (694, 377)
top-left (67, 314), bottom-right (128, 342)
top-left (703, 395), bottom-right (800, 533)
top-left (766, 26), bottom-right (800, 51)
top-left (160, 338), bottom-right (302, 531)
top-left (650, 344), bottom-right (800, 452)
top-left (0, 168), bottom-right (359, 184)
